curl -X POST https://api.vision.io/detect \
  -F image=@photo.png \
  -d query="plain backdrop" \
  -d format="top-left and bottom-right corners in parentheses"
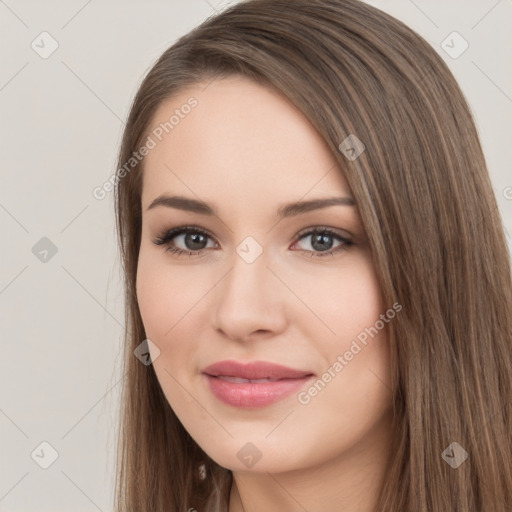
top-left (1, 1), bottom-right (511, 510)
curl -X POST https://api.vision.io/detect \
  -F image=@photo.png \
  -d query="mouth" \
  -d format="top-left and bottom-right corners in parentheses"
top-left (213, 376), bottom-right (283, 383)
top-left (202, 360), bottom-right (315, 408)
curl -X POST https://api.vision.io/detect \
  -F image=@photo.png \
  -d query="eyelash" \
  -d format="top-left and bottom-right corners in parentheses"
top-left (153, 225), bottom-right (353, 259)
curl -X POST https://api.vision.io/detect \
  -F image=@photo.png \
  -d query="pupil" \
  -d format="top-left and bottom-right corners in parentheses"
top-left (312, 234), bottom-right (333, 251)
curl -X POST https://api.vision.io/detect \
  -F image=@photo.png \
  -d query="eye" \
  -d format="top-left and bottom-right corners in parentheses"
top-left (153, 225), bottom-right (353, 259)
top-left (153, 226), bottom-right (217, 257)
top-left (291, 227), bottom-right (353, 258)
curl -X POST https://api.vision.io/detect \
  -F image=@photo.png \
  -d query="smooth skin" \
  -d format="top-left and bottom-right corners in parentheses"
top-left (136, 75), bottom-right (394, 512)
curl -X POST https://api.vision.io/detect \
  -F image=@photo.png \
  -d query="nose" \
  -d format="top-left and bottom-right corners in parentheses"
top-left (212, 247), bottom-right (288, 342)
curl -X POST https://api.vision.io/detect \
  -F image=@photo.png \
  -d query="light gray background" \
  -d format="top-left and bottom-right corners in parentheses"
top-left (1, 1), bottom-right (511, 510)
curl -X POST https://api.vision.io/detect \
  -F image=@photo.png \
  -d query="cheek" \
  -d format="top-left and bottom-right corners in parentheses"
top-left (286, 253), bottom-right (384, 344)
top-left (328, 259), bottom-right (391, 398)
top-left (136, 254), bottom-right (172, 340)
top-left (136, 248), bottom-right (209, 341)
top-left (291, 254), bottom-right (391, 412)
top-left (135, 252), bottom-right (203, 406)
top-left (340, 266), bottom-right (384, 335)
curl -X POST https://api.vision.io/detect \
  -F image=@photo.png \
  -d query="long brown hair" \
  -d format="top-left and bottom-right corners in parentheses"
top-left (113, 0), bottom-right (512, 510)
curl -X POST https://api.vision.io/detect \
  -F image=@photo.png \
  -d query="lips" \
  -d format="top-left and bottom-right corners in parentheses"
top-left (202, 360), bottom-right (312, 380)
top-left (202, 360), bottom-right (314, 408)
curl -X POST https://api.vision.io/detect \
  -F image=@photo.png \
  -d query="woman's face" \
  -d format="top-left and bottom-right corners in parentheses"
top-left (136, 75), bottom-right (393, 474)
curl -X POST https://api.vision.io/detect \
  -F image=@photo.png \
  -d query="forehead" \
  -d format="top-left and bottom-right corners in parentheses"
top-left (141, 75), bottom-right (350, 209)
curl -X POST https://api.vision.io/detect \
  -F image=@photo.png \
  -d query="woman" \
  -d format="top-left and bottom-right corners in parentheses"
top-left (113, 0), bottom-right (512, 510)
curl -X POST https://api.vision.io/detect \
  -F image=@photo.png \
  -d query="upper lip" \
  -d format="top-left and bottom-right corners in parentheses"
top-left (202, 360), bottom-right (314, 380)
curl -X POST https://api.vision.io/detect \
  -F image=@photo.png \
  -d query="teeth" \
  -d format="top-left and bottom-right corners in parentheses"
top-left (218, 376), bottom-right (277, 383)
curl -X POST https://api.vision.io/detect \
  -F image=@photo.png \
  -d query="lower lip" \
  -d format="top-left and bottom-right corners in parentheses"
top-left (203, 374), bottom-right (313, 408)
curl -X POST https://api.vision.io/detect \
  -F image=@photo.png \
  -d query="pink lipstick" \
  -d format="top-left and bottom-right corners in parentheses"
top-left (202, 360), bottom-right (314, 408)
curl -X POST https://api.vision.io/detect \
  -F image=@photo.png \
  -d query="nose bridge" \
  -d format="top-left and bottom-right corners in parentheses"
top-left (222, 245), bottom-right (274, 310)
top-left (213, 243), bottom-right (286, 339)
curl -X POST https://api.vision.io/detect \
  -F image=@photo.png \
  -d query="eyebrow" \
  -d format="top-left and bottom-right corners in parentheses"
top-left (146, 194), bottom-right (355, 218)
